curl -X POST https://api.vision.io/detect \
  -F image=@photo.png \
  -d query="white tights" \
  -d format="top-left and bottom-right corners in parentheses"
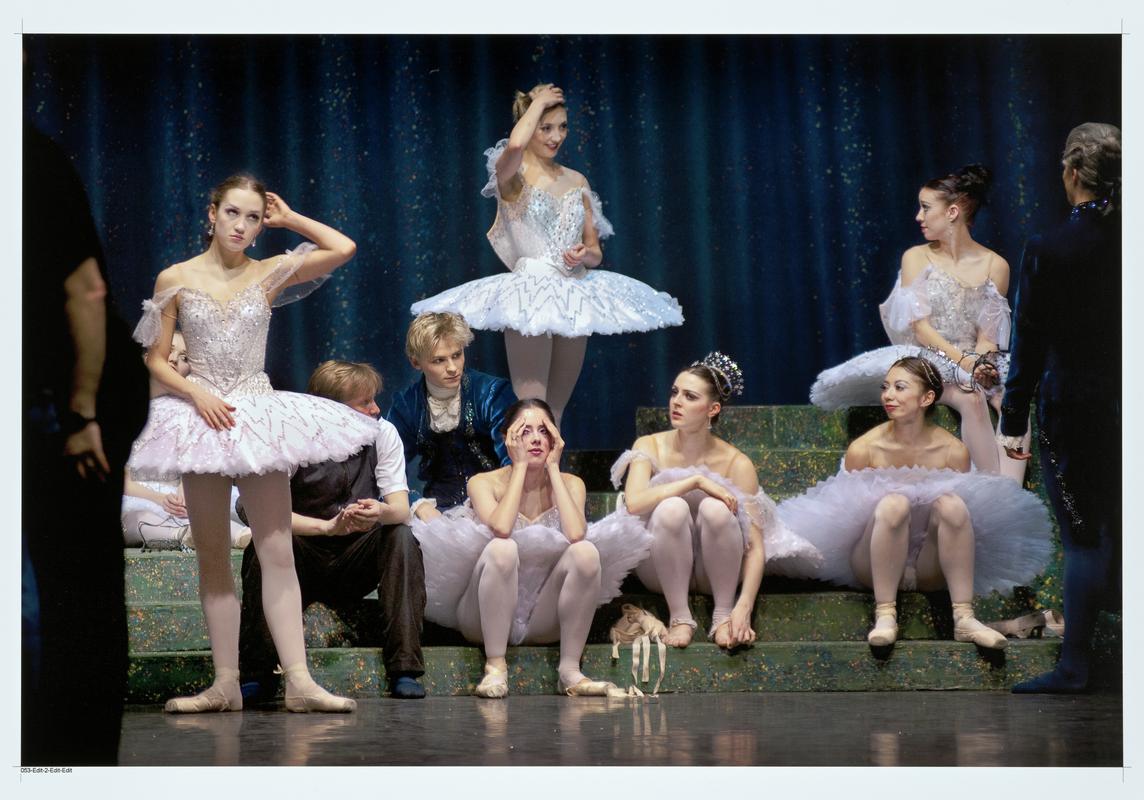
top-left (503, 330), bottom-right (587, 427)
top-left (635, 495), bottom-right (745, 631)
top-left (939, 384), bottom-right (1029, 484)
top-left (181, 472), bottom-right (318, 691)
top-left (456, 538), bottom-right (602, 687)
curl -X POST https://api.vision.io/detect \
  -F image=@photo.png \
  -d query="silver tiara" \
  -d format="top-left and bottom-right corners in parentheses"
top-left (693, 351), bottom-right (745, 400)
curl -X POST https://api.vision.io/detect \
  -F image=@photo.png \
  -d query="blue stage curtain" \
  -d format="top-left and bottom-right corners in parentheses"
top-left (23, 34), bottom-right (1120, 449)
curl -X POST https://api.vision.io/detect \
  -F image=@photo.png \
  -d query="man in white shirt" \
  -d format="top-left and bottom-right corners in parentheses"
top-left (238, 361), bottom-right (427, 700)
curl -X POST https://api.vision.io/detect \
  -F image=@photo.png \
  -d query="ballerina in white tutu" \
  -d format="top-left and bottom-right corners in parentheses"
top-left (411, 398), bottom-right (651, 697)
top-left (608, 353), bottom-right (822, 649)
top-left (410, 82), bottom-right (684, 426)
top-left (810, 165), bottom-right (1027, 482)
top-left (782, 357), bottom-right (1053, 652)
top-left (129, 173), bottom-right (378, 713)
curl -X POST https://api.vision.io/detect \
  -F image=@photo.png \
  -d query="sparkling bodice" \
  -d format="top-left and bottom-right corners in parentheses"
top-left (178, 285), bottom-right (274, 399)
top-left (923, 268), bottom-right (996, 351)
top-left (515, 505), bottom-right (563, 531)
top-left (488, 184), bottom-right (589, 270)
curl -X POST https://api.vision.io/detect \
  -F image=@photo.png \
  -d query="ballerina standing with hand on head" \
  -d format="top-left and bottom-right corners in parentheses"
top-left (411, 82), bottom-right (683, 427)
top-left (129, 173), bottom-right (377, 713)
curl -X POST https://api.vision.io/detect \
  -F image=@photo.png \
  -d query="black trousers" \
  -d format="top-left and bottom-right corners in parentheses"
top-left (239, 524), bottom-right (426, 683)
top-left (22, 439), bottom-right (128, 765)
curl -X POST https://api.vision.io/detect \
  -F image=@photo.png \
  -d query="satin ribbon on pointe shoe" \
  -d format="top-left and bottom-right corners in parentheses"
top-left (558, 675), bottom-right (630, 698)
top-left (867, 601), bottom-right (898, 647)
top-left (952, 603), bottom-right (1008, 650)
top-left (985, 608), bottom-right (1065, 639)
top-left (474, 664), bottom-right (509, 699)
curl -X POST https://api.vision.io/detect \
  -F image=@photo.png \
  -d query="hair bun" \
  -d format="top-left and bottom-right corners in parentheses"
top-left (956, 163), bottom-right (992, 197)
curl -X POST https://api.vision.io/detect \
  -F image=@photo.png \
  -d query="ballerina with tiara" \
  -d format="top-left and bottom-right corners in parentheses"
top-left (411, 398), bottom-right (652, 698)
top-left (781, 357), bottom-right (1053, 653)
top-left (129, 173), bottom-right (378, 713)
top-left (605, 353), bottom-right (822, 649)
top-left (410, 82), bottom-right (684, 426)
top-left (810, 165), bottom-right (1025, 481)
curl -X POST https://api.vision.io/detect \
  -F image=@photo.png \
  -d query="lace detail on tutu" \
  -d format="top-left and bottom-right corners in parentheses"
top-left (261, 243), bottom-right (324, 307)
top-left (776, 466), bottom-right (1054, 594)
top-left (480, 138), bottom-right (512, 199)
top-left (133, 285), bottom-right (182, 347)
top-left (582, 187), bottom-right (614, 239)
top-left (412, 501), bottom-right (652, 645)
top-left (879, 269), bottom-right (932, 344)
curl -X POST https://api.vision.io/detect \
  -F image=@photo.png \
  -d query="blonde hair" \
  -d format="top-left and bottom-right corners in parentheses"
top-left (306, 360), bottom-right (382, 403)
top-left (405, 312), bottom-right (474, 363)
top-left (512, 83), bottom-right (564, 122)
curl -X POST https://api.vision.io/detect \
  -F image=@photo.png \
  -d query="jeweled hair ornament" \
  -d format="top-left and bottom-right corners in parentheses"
top-left (693, 351), bottom-right (745, 400)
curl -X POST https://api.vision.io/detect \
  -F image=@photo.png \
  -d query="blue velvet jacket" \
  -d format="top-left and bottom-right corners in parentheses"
top-left (386, 370), bottom-right (515, 509)
top-left (999, 201), bottom-right (1121, 435)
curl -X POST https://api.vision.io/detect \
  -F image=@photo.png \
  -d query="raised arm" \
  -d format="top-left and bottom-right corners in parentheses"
top-left (260, 191), bottom-right (356, 289)
top-left (495, 84), bottom-right (565, 200)
top-left (545, 421), bottom-right (587, 542)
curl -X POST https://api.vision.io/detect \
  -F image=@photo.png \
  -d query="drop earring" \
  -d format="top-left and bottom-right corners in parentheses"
top-left (208, 221), bottom-right (215, 237)
top-left (251, 237), bottom-right (257, 248)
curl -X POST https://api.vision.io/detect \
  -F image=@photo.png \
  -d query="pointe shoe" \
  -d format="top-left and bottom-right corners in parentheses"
top-left (867, 601), bottom-right (898, 647)
top-left (474, 664), bottom-right (509, 699)
top-left (164, 669), bottom-right (242, 713)
top-left (986, 611), bottom-right (1048, 639)
top-left (952, 603), bottom-right (1008, 650)
top-left (558, 675), bottom-right (629, 698)
top-left (280, 665), bottom-right (356, 713)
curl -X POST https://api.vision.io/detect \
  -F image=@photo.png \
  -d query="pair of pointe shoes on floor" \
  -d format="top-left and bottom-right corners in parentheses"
top-left (473, 664), bottom-right (628, 699)
top-left (164, 666), bottom-right (356, 713)
top-left (866, 601), bottom-right (1008, 650)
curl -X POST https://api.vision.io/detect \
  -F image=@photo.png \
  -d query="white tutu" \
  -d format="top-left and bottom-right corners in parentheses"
top-left (776, 467), bottom-right (1054, 595)
top-left (809, 345), bottom-right (1010, 409)
top-left (412, 504), bottom-right (652, 645)
top-left (608, 450), bottom-right (823, 577)
top-left (410, 138), bottom-right (684, 337)
top-left (128, 391), bottom-right (381, 482)
top-left (410, 257), bottom-right (684, 337)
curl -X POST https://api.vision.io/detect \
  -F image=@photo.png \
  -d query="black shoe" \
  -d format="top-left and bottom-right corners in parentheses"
top-left (389, 674), bottom-right (426, 699)
top-left (1011, 668), bottom-right (1089, 694)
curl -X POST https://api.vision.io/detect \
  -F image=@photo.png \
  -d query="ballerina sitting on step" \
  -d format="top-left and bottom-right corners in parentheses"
top-left (778, 357), bottom-right (1053, 653)
top-left (411, 398), bottom-right (651, 698)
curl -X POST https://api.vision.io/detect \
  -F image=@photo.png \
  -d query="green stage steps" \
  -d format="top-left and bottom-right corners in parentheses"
top-left (123, 405), bottom-right (1116, 701)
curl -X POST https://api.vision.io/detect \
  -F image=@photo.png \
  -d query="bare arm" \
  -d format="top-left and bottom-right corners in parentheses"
top-left (729, 455), bottom-right (765, 628)
top-left (550, 469), bottom-right (587, 543)
top-left (620, 438), bottom-right (703, 516)
top-left (495, 84), bottom-right (565, 199)
top-left (562, 179), bottom-right (604, 269)
top-left (261, 192), bottom-right (356, 289)
top-left (60, 257), bottom-right (111, 477)
top-left (973, 255), bottom-right (1011, 355)
top-left (468, 468), bottom-right (528, 539)
top-left (844, 437), bottom-right (871, 471)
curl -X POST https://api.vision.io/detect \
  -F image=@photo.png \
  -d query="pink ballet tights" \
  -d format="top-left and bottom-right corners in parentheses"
top-left (503, 330), bottom-right (587, 427)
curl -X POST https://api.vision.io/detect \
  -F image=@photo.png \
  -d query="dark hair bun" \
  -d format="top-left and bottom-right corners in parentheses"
top-left (956, 164), bottom-right (992, 200)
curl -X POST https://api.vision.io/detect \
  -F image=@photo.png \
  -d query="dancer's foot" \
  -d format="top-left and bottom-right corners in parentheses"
top-left (952, 602), bottom-right (1007, 650)
top-left (867, 601), bottom-right (898, 648)
top-left (664, 618), bottom-right (696, 648)
top-left (165, 668), bottom-right (242, 713)
top-left (1012, 667), bottom-right (1089, 694)
top-left (281, 664), bottom-right (356, 713)
top-left (473, 663), bottom-right (509, 699)
top-left (558, 670), bottom-right (628, 698)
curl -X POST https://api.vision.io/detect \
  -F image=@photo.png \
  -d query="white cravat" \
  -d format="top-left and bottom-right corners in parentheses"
top-left (426, 379), bottom-right (462, 433)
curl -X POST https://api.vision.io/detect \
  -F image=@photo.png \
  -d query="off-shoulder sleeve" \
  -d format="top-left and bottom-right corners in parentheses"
top-left (742, 489), bottom-right (779, 534)
top-left (879, 267), bottom-right (933, 344)
top-left (259, 243), bottom-right (323, 307)
top-left (610, 449), bottom-right (660, 489)
top-left (132, 285), bottom-right (182, 347)
top-left (480, 139), bottom-right (512, 199)
top-left (977, 284), bottom-right (1012, 347)
top-left (582, 187), bottom-right (615, 239)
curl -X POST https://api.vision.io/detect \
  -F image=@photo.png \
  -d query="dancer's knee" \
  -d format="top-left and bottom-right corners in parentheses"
top-left (874, 493), bottom-right (911, 527)
top-left (481, 538), bottom-right (519, 575)
top-left (651, 496), bottom-right (692, 534)
top-left (697, 496), bottom-right (736, 529)
top-left (565, 540), bottom-right (601, 580)
top-left (932, 493), bottom-right (970, 528)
